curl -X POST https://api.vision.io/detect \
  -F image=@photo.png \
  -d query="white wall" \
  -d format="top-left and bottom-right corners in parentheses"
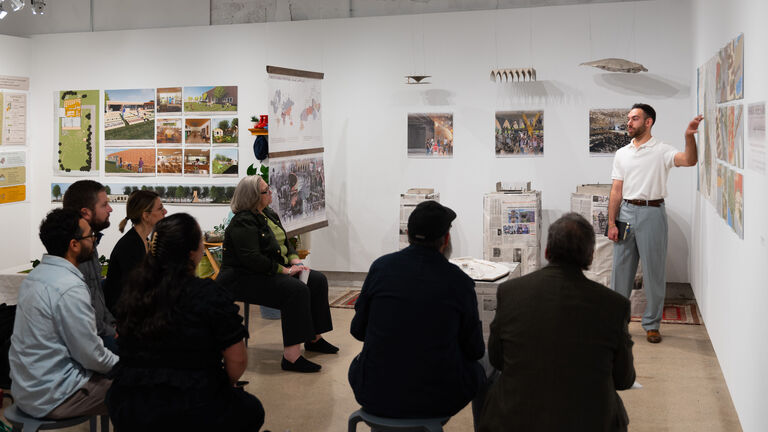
top-left (17, 1), bottom-right (696, 279)
top-left (0, 34), bottom-right (32, 271)
top-left (690, 0), bottom-right (768, 430)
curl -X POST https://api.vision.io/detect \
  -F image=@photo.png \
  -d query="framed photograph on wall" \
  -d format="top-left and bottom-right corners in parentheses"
top-left (407, 113), bottom-right (453, 158)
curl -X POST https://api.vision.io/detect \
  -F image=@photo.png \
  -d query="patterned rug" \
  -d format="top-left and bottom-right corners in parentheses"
top-left (632, 303), bottom-right (701, 325)
top-left (330, 289), bottom-right (360, 309)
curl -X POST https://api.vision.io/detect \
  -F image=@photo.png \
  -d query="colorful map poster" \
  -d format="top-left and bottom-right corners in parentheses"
top-left (268, 73), bottom-right (322, 152)
top-left (55, 90), bottom-right (99, 175)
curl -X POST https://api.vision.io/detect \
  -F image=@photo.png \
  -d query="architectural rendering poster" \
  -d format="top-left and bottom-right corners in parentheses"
top-left (157, 118), bottom-right (183, 145)
top-left (589, 109), bottom-right (630, 155)
top-left (157, 87), bottom-right (182, 113)
top-left (54, 90), bottom-right (99, 175)
top-left (211, 148), bottom-right (238, 177)
top-left (104, 89), bottom-right (156, 146)
top-left (268, 151), bottom-right (328, 236)
top-left (747, 102), bottom-right (766, 175)
top-left (185, 119), bottom-right (212, 145)
top-left (105, 147), bottom-right (156, 176)
top-left (157, 148), bottom-right (183, 175)
top-left (1, 92), bottom-right (27, 146)
top-left (495, 111), bottom-right (543, 157)
top-left (183, 86), bottom-right (238, 115)
top-left (212, 117), bottom-right (238, 145)
top-left (183, 148), bottom-right (210, 176)
top-left (408, 113), bottom-right (454, 158)
top-left (267, 72), bottom-right (323, 153)
top-left (52, 182), bottom-right (236, 205)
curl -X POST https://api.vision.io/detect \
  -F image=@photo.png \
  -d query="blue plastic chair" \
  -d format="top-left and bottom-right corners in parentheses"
top-left (348, 409), bottom-right (449, 432)
top-left (3, 403), bottom-right (108, 432)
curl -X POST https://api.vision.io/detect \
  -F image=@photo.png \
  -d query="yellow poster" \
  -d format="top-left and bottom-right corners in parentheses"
top-left (0, 184), bottom-right (25, 204)
top-left (63, 98), bottom-right (81, 118)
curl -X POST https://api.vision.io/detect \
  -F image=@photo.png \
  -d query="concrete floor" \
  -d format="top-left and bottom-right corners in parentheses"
top-left (0, 286), bottom-right (742, 431)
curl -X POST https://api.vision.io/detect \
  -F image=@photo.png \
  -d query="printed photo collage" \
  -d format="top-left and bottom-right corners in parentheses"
top-left (103, 86), bottom-right (239, 178)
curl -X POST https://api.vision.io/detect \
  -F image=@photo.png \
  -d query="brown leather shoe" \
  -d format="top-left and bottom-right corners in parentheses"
top-left (646, 330), bottom-right (662, 343)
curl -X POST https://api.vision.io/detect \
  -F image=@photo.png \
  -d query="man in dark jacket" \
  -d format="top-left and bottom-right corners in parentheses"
top-left (349, 200), bottom-right (485, 419)
top-left (478, 213), bottom-right (636, 432)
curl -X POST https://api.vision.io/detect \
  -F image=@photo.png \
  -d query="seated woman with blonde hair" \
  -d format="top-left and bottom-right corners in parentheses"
top-left (104, 190), bottom-right (166, 315)
top-left (217, 175), bottom-right (338, 373)
top-left (107, 213), bottom-right (264, 430)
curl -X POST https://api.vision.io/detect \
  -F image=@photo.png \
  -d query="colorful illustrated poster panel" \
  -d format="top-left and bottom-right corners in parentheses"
top-left (104, 89), bottom-right (155, 146)
top-left (105, 148), bottom-right (156, 176)
top-left (157, 118), bottom-right (182, 145)
top-left (716, 104), bottom-right (744, 168)
top-left (267, 74), bottom-right (322, 152)
top-left (183, 86), bottom-right (237, 115)
top-left (212, 117), bottom-right (239, 145)
top-left (716, 34), bottom-right (744, 103)
top-left (0, 150), bottom-right (26, 187)
top-left (55, 90), bottom-right (99, 175)
top-left (495, 111), bottom-right (544, 157)
top-left (184, 119), bottom-right (211, 146)
top-left (211, 148), bottom-right (238, 177)
top-left (157, 87), bottom-right (182, 114)
top-left (732, 171), bottom-right (744, 239)
top-left (269, 151), bottom-right (327, 235)
top-left (716, 163), bottom-right (726, 219)
top-left (589, 109), bottom-right (630, 155)
top-left (407, 113), bottom-right (454, 158)
top-left (183, 148), bottom-right (210, 176)
top-left (52, 182), bottom-right (236, 205)
top-left (157, 148), bottom-right (183, 176)
top-left (2, 92), bottom-right (27, 146)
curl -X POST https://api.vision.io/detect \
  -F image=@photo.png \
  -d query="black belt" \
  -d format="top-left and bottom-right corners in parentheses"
top-left (624, 198), bottom-right (664, 207)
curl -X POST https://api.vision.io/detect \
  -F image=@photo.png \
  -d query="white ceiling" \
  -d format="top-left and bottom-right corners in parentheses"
top-left (0, 0), bottom-right (644, 37)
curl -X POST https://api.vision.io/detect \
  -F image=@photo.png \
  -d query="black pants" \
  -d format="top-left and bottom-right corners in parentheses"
top-left (219, 269), bottom-right (333, 346)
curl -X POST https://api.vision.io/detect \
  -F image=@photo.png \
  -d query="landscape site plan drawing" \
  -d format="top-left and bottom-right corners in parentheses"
top-left (55, 90), bottom-right (99, 175)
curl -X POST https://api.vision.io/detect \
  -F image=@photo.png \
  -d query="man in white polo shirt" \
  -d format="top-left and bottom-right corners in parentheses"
top-left (608, 103), bottom-right (702, 343)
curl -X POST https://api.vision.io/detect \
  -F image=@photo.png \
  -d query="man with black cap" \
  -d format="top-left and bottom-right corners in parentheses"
top-left (348, 201), bottom-right (485, 420)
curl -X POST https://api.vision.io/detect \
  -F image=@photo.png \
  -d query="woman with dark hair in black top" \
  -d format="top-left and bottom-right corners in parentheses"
top-left (107, 213), bottom-right (264, 431)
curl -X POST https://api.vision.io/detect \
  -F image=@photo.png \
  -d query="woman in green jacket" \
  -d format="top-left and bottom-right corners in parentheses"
top-left (218, 175), bottom-right (338, 373)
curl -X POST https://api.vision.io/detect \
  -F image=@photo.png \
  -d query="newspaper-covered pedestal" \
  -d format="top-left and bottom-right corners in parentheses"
top-left (483, 190), bottom-right (542, 275)
top-left (473, 262), bottom-right (521, 343)
top-left (399, 188), bottom-right (439, 250)
top-left (570, 184), bottom-right (641, 287)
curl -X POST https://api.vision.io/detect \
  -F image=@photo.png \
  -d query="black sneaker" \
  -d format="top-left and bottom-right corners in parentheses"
top-left (281, 355), bottom-right (321, 373)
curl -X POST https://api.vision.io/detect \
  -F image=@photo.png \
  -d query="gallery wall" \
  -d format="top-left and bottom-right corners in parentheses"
top-left (0, 34), bottom-right (32, 271)
top-left (14, 0), bottom-right (696, 280)
top-left (690, 0), bottom-right (768, 430)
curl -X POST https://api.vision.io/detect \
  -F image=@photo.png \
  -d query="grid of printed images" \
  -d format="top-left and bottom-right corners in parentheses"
top-left (103, 86), bottom-right (239, 178)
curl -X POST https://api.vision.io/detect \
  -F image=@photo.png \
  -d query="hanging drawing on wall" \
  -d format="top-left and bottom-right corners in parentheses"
top-left (732, 171), bottom-right (744, 239)
top-left (495, 111), bottom-right (543, 157)
top-left (157, 87), bottom-right (182, 113)
top-left (212, 117), bottom-right (238, 145)
top-left (183, 86), bottom-right (238, 114)
top-left (1, 92), bottom-right (27, 146)
top-left (52, 182), bottom-right (236, 205)
top-left (267, 68), bottom-right (323, 153)
top-left (408, 113), bottom-right (454, 157)
top-left (589, 109), bottom-right (630, 155)
top-left (716, 34), bottom-right (744, 103)
top-left (269, 152), bottom-right (327, 237)
top-left (157, 148), bottom-right (183, 175)
top-left (747, 102), bottom-right (766, 175)
top-left (183, 148), bottom-right (210, 176)
top-left (211, 148), bottom-right (238, 177)
top-left (697, 55), bottom-right (718, 202)
top-left (156, 118), bottom-right (183, 145)
top-left (104, 89), bottom-right (155, 146)
top-left (716, 104), bottom-right (744, 168)
top-left (104, 147), bottom-right (156, 176)
top-left (54, 90), bottom-right (99, 175)
top-left (266, 66), bottom-right (329, 236)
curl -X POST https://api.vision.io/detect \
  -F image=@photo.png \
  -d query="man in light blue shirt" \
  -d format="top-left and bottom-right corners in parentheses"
top-left (10, 208), bottom-right (119, 418)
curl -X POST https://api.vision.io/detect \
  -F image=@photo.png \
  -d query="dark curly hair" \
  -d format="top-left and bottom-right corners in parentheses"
top-left (39, 208), bottom-right (83, 258)
top-left (116, 213), bottom-right (202, 341)
top-left (546, 213), bottom-right (595, 270)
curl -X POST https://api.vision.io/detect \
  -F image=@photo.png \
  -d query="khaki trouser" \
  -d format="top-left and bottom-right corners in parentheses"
top-left (47, 374), bottom-right (111, 419)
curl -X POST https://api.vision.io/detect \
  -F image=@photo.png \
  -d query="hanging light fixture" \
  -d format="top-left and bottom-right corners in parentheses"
top-left (0, 1), bottom-right (7, 20)
top-left (30, 0), bottom-right (44, 14)
top-left (8, 0), bottom-right (23, 11)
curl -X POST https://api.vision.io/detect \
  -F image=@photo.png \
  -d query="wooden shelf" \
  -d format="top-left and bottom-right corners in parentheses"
top-left (249, 128), bottom-right (268, 136)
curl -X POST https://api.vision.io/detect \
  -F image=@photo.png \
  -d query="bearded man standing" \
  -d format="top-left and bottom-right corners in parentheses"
top-left (608, 104), bottom-right (702, 343)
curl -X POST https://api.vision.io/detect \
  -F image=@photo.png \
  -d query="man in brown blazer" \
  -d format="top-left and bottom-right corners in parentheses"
top-left (478, 213), bottom-right (636, 432)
